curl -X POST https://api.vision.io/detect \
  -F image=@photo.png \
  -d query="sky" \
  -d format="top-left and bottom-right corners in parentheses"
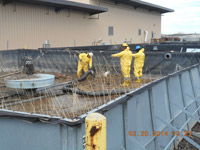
top-left (143, 0), bottom-right (200, 34)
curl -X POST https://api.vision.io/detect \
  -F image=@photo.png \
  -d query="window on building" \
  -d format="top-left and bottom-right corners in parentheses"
top-left (152, 31), bottom-right (154, 38)
top-left (108, 26), bottom-right (114, 36)
top-left (138, 29), bottom-right (141, 36)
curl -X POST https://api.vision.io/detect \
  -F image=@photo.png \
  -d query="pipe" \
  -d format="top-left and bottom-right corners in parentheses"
top-left (62, 87), bottom-right (130, 97)
top-left (0, 96), bottom-right (46, 108)
top-left (0, 91), bottom-right (24, 101)
top-left (164, 52), bottom-right (172, 60)
top-left (144, 31), bottom-right (148, 42)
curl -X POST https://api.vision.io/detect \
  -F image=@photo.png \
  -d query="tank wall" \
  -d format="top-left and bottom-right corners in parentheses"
top-left (0, 49), bottom-right (199, 75)
top-left (0, 118), bottom-right (85, 150)
top-left (0, 63), bottom-right (200, 149)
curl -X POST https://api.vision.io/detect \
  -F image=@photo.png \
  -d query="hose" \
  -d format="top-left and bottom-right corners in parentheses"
top-left (36, 69), bottom-right (95, 96)
top-left (64, 69), bottom-right (95, 87)
top-left (62, 87), bottom-right (130, 97)
top-left (62, 69), bottom-right (131, 97)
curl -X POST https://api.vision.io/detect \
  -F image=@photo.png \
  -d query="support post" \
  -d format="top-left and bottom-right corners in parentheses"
top-left (86, 113), bottom-right (106, 150)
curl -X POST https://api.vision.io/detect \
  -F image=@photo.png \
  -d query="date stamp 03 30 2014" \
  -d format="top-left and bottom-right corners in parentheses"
top-left (128, 131), bottom-right (192, 137)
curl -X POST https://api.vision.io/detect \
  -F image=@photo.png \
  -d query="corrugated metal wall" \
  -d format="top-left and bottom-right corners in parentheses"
top-left (0, 0), bottom-right (161, 50)
top-left (0, 118), bottom-right (86, 150)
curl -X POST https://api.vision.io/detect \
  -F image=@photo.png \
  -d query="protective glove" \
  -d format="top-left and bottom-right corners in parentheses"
top-left (89, 67), bottom-right (96, 75)
top-left (80, 59), bottom-right (87, 65)
top-left (110, 55), bottom-right (113, 59)
top-left (90, 70), bottom-right (94, 74)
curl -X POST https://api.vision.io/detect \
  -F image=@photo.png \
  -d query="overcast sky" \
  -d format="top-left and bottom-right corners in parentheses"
top-left (143, 0), bottom-right (200, 34)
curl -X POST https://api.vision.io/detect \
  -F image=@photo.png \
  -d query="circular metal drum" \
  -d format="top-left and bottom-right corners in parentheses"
top-left (4, 74), bottom-right (55, 89)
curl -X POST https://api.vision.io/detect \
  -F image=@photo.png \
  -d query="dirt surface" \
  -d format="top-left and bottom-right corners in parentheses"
top-left (33, 71), bottom-right (78, 83)
top-left (175, 123), bottom-right (200, 150)
top-left (0, 72), bottom-right (157, 119)
top-left (78, 74), bottom-right (153, 92)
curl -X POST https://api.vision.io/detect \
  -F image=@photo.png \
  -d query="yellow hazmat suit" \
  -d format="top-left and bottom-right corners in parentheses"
top-left (132, 48), bottom-right (145, 78)
top-left (77, 53), bottom-right (92, 78)
top-left (112, 47), bottom-right (132, 86)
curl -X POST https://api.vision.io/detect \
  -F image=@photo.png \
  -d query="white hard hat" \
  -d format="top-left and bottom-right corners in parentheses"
top-left (88, 52), bottom-right (93, 57)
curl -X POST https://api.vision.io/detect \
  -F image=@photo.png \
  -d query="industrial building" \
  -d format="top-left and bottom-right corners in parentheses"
top-left (0, 0), bottom-right (173, 50)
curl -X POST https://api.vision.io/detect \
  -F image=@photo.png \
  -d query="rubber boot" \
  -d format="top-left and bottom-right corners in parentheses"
top-left (125, 80), bottom-right (130, 87)
top-left (136, 78), bottom-right (142, 83)
top-left (121, 80), bottom-right (130, 87)
top-left (120, 82), bottom-right (126, 87)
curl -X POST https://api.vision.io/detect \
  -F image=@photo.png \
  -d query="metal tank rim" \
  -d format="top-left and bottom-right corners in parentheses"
top-left (4, 74), bottom-right (55, 89)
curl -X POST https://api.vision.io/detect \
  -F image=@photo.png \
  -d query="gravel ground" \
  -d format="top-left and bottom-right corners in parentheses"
top-left (175, 123), bottom-right (200, 150)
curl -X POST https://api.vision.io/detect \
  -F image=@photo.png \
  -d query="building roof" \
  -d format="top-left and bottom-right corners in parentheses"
top-left (113, 0), bottom-right (174, 13)
top-left (3, 0), bottom-right (108, 15)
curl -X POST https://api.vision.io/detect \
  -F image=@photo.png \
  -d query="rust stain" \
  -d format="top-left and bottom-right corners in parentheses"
top-left (90, 126), bottom-right (99, 136)
top-left (91, 137), bottom-right (95, 150)
top-left (90, 126), bottom-right (99, 150)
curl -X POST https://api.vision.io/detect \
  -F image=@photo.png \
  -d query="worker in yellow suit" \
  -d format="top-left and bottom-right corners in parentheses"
top-left (77, 52), bottom-right (93, 78)
top-left (132, 46), bottom-right (145, 83)
top-left (111, 43), bottom-right (132, 87)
